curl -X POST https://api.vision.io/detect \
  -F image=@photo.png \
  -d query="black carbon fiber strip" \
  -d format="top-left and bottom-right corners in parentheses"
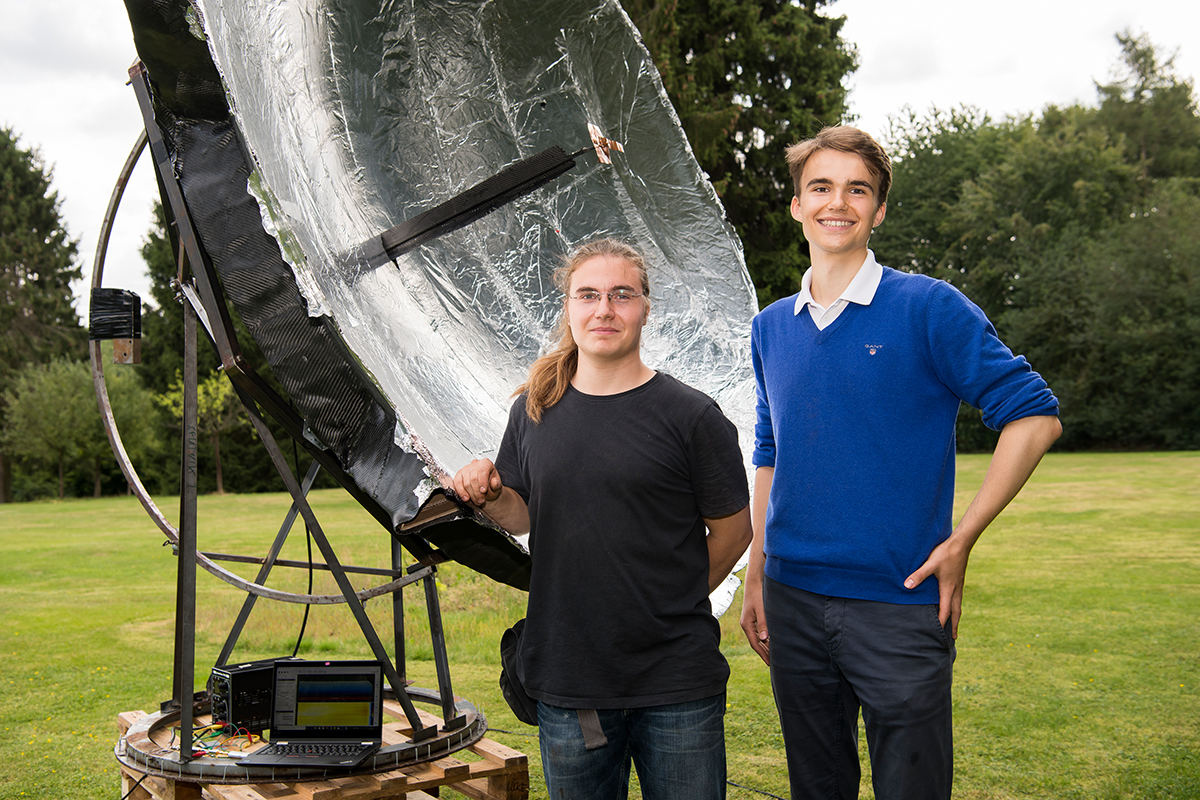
top-left (373, 146), bottom-right (578, 264)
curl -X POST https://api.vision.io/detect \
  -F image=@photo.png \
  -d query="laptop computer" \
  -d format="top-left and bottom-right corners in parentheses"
top-left (239, 659), bottom-right (384, 769)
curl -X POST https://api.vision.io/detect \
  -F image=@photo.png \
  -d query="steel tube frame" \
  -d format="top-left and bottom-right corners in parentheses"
top-left (90, 60), bottom-right (477, 761)
top-left (228, 379), bottom-right (441, 739)
top-left (171, 278), bottom-right (199, 759)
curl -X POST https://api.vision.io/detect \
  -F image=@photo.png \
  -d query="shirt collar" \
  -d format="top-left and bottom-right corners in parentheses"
top-left (794, 250), bottom-right (883, 315)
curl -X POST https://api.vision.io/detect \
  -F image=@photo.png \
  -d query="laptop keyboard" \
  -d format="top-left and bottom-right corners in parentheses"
top-left (262, 743), bottom-right (369, 757)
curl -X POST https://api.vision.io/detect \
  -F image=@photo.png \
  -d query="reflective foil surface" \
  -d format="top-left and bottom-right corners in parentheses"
top-left (194, 0), bottom-right (757, 479)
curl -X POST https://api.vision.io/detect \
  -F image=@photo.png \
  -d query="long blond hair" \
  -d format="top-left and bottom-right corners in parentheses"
top-left (517, 238), bottom-right (651, 422)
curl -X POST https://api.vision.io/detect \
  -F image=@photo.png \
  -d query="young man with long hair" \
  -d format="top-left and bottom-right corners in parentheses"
top-left (453, 238), bottom-right (752, 800)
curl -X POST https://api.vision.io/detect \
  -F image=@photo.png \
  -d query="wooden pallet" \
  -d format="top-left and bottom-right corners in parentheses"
top-left (117, 710), bottom-right (528, 800)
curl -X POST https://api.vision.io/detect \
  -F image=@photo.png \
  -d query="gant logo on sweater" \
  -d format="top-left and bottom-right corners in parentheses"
top-left (865, 343), bottom-right (883, 355)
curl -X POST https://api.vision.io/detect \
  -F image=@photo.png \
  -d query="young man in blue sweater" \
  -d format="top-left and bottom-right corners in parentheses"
top-left (739, 126), bottom-right (1062, 800)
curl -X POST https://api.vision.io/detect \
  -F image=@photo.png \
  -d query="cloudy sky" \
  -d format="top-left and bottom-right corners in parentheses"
top-left (3, 0), bottom-right (1198, 319)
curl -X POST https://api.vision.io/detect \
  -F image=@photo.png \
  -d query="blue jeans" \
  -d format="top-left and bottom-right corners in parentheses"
top-left (764, 577), bottom-right (956, 800)
top-left (536, 694), bottom-right (727, 800)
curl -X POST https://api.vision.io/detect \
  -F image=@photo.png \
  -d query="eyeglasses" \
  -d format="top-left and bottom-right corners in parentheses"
top-left (569, 290), bottom-right (644, 306)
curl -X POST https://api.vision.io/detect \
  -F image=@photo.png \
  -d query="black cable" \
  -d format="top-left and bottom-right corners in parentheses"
top-left (485, 727), bottom-right (537, 738)
top-left (726, 779), bottom-right (788, 799)
top-left (290, 528), bottom-right (313, 657)
top-left (119, 773), bottom-right (147, 800)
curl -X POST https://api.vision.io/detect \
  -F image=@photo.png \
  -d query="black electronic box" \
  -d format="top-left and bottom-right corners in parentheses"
top-left (209, 657), bottom-right (302, 733)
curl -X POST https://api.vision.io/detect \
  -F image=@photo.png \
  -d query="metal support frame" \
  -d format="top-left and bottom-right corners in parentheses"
top-left (91, 60), bottom-right (478, 762)
top-left (170, 285), bottom-right (199, 759)
top-left (227, 378), bottom-right (447, 740)
top-left (211, 459), bottom-right (322, 670)
top-left (422, 568), bottom-right (466, 727)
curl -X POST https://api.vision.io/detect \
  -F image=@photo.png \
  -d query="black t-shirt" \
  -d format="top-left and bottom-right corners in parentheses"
top-left (495, 372), bottom-right (749, 708)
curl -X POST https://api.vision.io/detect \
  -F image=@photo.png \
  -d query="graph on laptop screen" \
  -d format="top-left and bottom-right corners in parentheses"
top-left (273, 662), bottom-right (381, 732)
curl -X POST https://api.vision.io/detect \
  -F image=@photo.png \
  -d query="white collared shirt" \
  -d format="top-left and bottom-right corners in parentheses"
top-left (794, 250), bottom-right (884, 330)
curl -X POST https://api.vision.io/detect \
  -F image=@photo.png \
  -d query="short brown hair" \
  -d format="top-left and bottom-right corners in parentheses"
top-left (785, 126), bottom-right (893, 207)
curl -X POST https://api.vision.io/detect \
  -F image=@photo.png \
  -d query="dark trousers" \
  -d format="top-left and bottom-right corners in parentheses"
top-left (764, 576), bottom-right (956, 800)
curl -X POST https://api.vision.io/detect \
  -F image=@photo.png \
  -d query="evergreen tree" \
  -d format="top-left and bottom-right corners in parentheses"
top-left (1093, 30), bottom-right (1200, 179)
top-left (138, 202), bottom-right (222, 396)
top-left (621, 0), bottom-right (858, 306)
top-left (0, 128), bottom-right (86, 501)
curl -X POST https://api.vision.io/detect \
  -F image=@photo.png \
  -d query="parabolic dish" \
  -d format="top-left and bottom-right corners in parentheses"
top-left (125, 0), bottom-right (757, 600)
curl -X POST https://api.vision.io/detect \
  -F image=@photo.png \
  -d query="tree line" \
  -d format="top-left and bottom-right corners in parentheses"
top-left (1, 7), bottom-right (1196, 501)
top-left (0, 129), bottom-right (280, 501)
top-left (870, 32), bottom-right (1200, 451)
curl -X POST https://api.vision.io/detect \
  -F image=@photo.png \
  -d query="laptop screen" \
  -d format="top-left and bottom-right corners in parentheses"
top-left (270, 660), bottom-right (384, 739)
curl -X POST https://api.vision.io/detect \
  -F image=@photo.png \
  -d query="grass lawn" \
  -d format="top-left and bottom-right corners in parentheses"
top-left (0, 451), bottom-right (1197, 799)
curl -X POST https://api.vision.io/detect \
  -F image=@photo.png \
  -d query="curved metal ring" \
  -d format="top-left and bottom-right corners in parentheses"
top-left (90, 131), bottom-right (413, 606)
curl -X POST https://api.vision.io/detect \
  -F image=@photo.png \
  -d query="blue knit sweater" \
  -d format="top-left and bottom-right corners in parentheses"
top-left (751, 267), bottom-right (1059, 604)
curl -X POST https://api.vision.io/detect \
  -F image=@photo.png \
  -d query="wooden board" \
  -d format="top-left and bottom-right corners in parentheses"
top-left (117, 708), bottom-right (528, 800)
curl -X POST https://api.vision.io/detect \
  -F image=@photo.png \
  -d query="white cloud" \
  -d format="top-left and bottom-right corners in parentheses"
top-left (1, 0), bottom-right (156, 319)
top-left (829, 0), bottom-right (1200, 140)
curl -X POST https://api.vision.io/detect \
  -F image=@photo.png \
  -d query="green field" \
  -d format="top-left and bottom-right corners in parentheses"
top-left (0, 451), bottom-right (1197, 799)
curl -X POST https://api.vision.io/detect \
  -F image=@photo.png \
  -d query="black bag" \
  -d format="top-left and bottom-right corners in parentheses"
top-left (499, 618), bottom-right (538, 725)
